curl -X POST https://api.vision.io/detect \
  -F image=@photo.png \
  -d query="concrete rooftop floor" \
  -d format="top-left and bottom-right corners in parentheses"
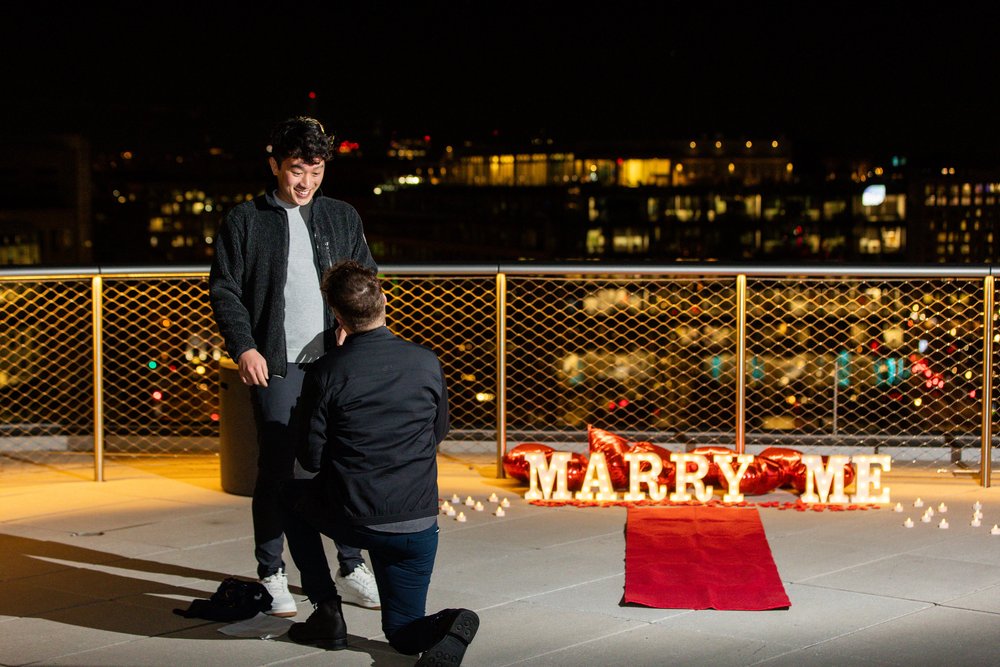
top-left (1, 451), bottom-right (999, 667)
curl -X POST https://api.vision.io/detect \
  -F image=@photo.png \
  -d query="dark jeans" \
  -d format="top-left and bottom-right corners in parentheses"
top-left (282, 481), bottom-right (446, 655)
top-left (249, 362), bottom-right (363, 579)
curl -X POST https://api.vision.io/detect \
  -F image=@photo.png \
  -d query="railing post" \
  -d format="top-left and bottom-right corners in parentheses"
top-left (981, 275), bottom-right (994, 488)
top-left (91, 276), bottom-right (105, 482)
top-left (735, 274), bottom-right (747, 454)
top-left (496, 272), bottom-right (508, 478)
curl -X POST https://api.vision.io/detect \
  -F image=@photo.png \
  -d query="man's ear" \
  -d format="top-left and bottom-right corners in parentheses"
top-left (268, 156), bottom-right (279, 176)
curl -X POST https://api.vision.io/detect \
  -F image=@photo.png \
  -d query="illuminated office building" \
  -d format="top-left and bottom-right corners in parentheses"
top-left (907, 169), bottom-right (1000, 263)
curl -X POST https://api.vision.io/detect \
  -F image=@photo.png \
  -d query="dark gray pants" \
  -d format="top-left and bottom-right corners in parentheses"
top-left (249, 362), bottom-right (363, 579)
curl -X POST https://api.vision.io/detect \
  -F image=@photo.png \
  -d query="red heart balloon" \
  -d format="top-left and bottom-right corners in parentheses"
top-left (739, 456), bottom-right (784, 495)
top-left (758, 447), bottom-right (803, 488)
top-left (566, 452), bottom-right (590, 491)
top-left (502, 443), bottom-right (554, 483)
top-left (587, 425), bottom-right (630, 489)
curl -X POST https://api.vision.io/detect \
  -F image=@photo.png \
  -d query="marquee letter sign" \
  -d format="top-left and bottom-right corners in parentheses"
top-left (520, 449), bottom-right (892, 505)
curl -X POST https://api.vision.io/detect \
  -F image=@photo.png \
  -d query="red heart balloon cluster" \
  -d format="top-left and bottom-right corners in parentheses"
top-left (757, 447), bottom-right (856, 492)
top-left (502, 427), bottom-right (856, 498)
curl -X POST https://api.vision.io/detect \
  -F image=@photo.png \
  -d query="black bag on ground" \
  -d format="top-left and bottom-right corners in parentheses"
top-left (173, 577), bottom-right (273, 621)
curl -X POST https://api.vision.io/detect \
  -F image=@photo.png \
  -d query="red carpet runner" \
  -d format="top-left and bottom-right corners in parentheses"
top-left (624, 505), bottom-right (791, 610)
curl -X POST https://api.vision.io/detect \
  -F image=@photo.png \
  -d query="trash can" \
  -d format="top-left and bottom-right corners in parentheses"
top-left (218, 357), bottom-right (258, 496)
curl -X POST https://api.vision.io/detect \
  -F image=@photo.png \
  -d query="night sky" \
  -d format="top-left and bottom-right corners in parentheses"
top-left (7, 1), bottom-right (999, 163)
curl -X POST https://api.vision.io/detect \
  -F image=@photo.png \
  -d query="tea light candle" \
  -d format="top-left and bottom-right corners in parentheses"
top-left (937, 503), bottom-right (948, 513)
top-left (440, 501), bottom-right (451, 513)
top-left (446, 507), bottom-right (456, 517)
top-left (971, 518), bottom-right (981, 527)
top-left (465, 496), bottom-right (475, 507)
top-left (501, 498), bottom-right (511, 508)
top-left (474, 501), bottom-right (484, 512)
top-left (938, 518), bottom-right (949, 529)
top-left (904, 517), bottom-right (914, 528)
top-left (451, 494), bottom-right (461, 503)
top-left (974, 510), bottom-right (983, 520)
top-left (973, 501), bottom-right (983, 511)
top-left (991, 524), bottom-right (1000, 536)
top-left (456, 512), bottom-right (467, 523)
top-left (495, 507), bottom-right (506, 517)
top-left (921, 514), bottom-right (932, 523)
top-left (924, 507), bottom-right (935, 518)
top-left (913, 498), bottom-right (924, 508)
top-left (894, 503), bottom-right (904, 512)
top-left (488, 492), bottom-right (499, 503)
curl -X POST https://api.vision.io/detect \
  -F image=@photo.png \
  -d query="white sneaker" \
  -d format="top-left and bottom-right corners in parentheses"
top-left (260, 568), bottom-right (298, 617)
top-left (335, 562), bottom-right (381, 609)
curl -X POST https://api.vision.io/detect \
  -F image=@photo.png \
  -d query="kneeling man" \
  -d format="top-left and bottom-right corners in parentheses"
top-left (284, 260), bottom-right (478, 666)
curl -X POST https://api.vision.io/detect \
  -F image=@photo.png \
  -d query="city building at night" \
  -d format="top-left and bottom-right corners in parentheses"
top-left (3, 131), bottom-right (999, 266)
top-left (0, 135), bottom-right (92, 265)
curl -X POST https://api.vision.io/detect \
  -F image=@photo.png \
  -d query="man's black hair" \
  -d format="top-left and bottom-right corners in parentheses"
top-left (268, 116), bottom-right (335, 164)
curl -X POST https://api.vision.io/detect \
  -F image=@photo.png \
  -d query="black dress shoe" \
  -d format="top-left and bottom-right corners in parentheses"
top-left (287, 597), bottom-right (348, 650)
top-left (416, 608), bottom-right (479, 666)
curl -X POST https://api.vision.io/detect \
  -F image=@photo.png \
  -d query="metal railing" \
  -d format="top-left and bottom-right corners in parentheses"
top-left (1, 264), bottom-right (996, 487)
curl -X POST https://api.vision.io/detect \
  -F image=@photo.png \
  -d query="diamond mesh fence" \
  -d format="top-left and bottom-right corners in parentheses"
top-left (505, 275), bottom-right (736, 451)
top-left (743, 277), bottom-right (988, 466)
top-left (100, 274), bottom-right (221, 453)
top-left (383, 274), bottom-right (498, 444)
top-left (503, 273), bottom-right (998, 471)
top-left (0, 276), bottom-right (95, 472)
top-left (0, 269), bottom-right (996, 481)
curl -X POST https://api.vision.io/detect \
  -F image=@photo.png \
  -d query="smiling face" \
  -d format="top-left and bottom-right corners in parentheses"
top-left (270, 156), bottom-right (325, 206)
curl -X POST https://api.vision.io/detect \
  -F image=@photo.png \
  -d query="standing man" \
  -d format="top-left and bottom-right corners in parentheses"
top-left (209, 117), bottom-right (380, 616)
top-left (282, 261), bottom-right (478, 666)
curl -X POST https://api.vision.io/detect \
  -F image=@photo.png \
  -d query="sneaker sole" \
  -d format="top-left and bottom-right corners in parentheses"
top-left (266, 609), bottom-right (297, 618)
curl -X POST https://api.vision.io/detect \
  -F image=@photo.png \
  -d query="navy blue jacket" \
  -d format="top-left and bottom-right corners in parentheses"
top-left (208, 191), bottom-right (377, 378)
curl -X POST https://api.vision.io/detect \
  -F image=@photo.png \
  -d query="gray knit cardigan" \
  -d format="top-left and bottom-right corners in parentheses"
top-left (208, 190), bottom-right (377, 378)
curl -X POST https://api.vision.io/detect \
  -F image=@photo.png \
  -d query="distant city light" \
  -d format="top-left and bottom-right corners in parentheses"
top-left (308, 91), bottom-right (317, 99)
top-left (771, 140), bottom-right (779, 148)
top-left (862, 184), bottom-right (887, 206)
top-left (373, 186), bottom-right (383, 195)
top-left (714, 140), bottom-right (722, 149)
top-left (689, 141), bottom-right (696, 149)
top-left (745, 140), bottom-right (752, 148)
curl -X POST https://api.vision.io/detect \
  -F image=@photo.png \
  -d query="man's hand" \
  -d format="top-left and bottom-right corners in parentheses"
top-left (238, 349), bottom-right (269, 387)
